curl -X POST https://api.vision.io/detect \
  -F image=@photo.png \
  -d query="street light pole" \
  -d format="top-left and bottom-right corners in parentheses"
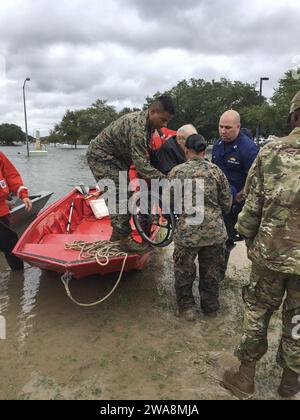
top-left (256, 77), bottom-right (269, 144)
top-left (23, 78), bottom-right (30, 157)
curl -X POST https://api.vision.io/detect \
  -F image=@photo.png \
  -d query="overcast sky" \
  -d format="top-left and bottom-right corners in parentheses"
top-left (0, 0), bottom-right (299, 136)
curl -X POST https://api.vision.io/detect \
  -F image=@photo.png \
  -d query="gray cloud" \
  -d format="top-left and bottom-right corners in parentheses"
top-left (0, 0), bottom-right (299, 135)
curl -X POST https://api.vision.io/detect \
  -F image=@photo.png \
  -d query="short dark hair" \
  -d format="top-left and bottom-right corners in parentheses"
top-left (151, 95), bottom-right (175, 115)
top-left (185, 134), bottom-right (207, 153)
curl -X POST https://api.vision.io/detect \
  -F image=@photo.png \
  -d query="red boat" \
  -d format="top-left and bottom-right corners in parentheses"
top-left (13, 188), bottom-right (157, 279)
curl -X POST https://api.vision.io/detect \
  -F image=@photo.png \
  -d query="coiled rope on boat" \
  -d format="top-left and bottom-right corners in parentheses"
top-left (61, 240), bottom-right (128, 307)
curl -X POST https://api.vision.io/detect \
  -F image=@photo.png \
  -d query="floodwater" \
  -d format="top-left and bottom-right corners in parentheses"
top-left (0, 145), bottom-right (296, 400)
top-left (1, 145), bottom-right (94, 205)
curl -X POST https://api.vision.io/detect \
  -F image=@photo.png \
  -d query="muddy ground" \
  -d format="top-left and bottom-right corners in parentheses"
top-left (0, 242), bottom-right (298, 400)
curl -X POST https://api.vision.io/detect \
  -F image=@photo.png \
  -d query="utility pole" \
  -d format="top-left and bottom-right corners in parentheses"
top-left (256, 77), bottom-right (269, 144)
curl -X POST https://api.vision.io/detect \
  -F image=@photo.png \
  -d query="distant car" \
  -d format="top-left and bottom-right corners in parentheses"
top-left (258, 135), bottom-right (278, 147)
top-left (258, 137), bottom-right (267, 146)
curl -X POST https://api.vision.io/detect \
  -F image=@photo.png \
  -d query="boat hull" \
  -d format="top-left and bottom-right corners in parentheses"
top-left (8, 192), bottom-right (53, 226)
top-left (13, 189), bottom-right (155, 279)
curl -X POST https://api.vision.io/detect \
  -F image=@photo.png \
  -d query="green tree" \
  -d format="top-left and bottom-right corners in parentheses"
top-left (55, 109), bottom-right (84, 148)
top-left (227, 70), bottom-right (300, 139)
top-left (144, 78), bottom-right (260, 141)
top-left (241, 103), bottom-right (275, 138)
top-left (0, 123), bottom-right (26, 145)
top-left (270, 70), bottom-right (300, 136)
top-left (54, 100), bottom-right (118, 145)
top-left (78, 100), bottom-right (118, 144)
top-left (50, 69), bottom-right (300, 147)
top-left (47, 129), bottom-right (61, 146)
top-left (118, 107), bottom-right (140, 118)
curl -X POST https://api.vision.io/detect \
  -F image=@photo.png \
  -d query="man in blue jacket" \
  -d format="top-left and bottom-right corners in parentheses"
top-left (212, 110), bottom-right (259, 278)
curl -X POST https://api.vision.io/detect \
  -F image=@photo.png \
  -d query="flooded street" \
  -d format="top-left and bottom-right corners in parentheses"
top-left (0, 146), bottom-right (297, 400)
top-left (1, 145), bottom-right (94, 205)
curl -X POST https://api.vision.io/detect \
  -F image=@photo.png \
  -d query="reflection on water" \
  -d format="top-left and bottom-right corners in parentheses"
top-left (17, 268), bottom-right (41, 345)
top-left (0, 267), bottom-right (41, 346)
top-left (1, 145), bottom-right (94, 205)
top-left (0, 271), bottom-right (10, 314)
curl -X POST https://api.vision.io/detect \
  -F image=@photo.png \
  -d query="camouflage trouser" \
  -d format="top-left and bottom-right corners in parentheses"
top-left (236, 262), bottom-right (300, 374)
top-left (87, 150), bottom-right (132, 236)
top-left (173, 244), bottom-right (225, 313)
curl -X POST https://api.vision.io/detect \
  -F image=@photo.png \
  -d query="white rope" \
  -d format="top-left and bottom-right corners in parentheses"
top-left (62, 240), bottom-right (128, 307)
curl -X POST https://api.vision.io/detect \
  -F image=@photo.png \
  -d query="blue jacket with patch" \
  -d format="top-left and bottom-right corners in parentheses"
top-left (212, 132), bottom-right (259, 200)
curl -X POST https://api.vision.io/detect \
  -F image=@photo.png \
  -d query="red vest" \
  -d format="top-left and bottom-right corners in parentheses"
top-left (0, 152), bottom-right (28, 217)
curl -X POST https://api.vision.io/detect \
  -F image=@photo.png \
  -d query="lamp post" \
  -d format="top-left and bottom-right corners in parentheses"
top-left (256, 77), bottom-right (269, 144)
top-left (23, 78), bottom-right (30, 157)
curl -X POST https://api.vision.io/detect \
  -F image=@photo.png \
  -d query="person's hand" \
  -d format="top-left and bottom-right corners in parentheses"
top-left (22, 197), bottom-right (32, 212)
top-left (236, 189), bottom-right (246, 203)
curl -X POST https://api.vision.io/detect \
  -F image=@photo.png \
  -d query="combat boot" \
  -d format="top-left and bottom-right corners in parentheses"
top-left (120, 235), bottom-right (152, 254)
top-left (278, 368), bottom-right (300, 398)
top-left (110, 229), bottom-right (125, 242)
top-left (176, 307), bottom-right (198, 322)
top-left (222, 361), bottom-right (256, 399)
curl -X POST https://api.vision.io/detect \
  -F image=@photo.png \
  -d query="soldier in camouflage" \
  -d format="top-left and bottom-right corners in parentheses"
top-left (169, 134), bottom-right (232, 321)
top-left (223, 91), bottom-right (300, 399)
top-left (87, 95), bottom-right (175, 253)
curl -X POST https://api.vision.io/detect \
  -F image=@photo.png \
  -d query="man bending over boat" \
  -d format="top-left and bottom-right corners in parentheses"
top-left (0, 151), bottom-right (32, 270)
top-left (87, 95), bottom-right (175, 253)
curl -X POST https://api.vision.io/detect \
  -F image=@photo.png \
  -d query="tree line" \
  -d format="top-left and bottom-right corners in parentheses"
top-left (145, 70), bottom-right (299, 142)
top-left (1, 69), bottom-right (299, 147)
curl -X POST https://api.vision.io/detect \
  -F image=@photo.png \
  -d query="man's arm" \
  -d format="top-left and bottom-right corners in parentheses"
top-left (130, 128), bottom-right (166, 180)
top-left (1, 153), bottom-right (28, 198)
top-left (215, 167), bottom-right (232, 215)
top-left (242, 140), bottom-right (259, 175)
top-left (236, 140), bottom-right (259, 204)
top-left (1, 153), bottom-right (32, 211)
top-left (235, 154), bottom-right (264, 241)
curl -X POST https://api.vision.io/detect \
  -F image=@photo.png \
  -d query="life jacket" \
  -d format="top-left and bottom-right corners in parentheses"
top-left (129, 128), bottom-right (177, 183)
top-left (150, 128), bottom-right (177, 151)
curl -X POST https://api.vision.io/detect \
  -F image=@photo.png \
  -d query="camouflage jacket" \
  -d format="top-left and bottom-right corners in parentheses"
top-left (169, 158), bottom-right (232, 247)
top-left (88, 110), bottom-right (165, 180)
top-left (236, 128), bottom-right (300, 275)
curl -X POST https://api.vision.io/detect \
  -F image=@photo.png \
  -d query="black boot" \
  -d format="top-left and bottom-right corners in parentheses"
top-left (278, 368), bottom-right (300, 398)
top-left (110, 229), bottom-right (125, 242)
top-left (120, 236), bottom-right (152, 254)
top-left (222, 361), bottom-right (256, 399)
top-left (220, 239), bottom-right (236, 281)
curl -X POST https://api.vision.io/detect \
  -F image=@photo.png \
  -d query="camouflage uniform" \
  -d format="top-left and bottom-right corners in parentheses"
top-left (87, 111), bottom-right (165, 235)
top-left (169, 158), bottom-right (232, 313)
top-left (235, 127), bottom-right (300, 374)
